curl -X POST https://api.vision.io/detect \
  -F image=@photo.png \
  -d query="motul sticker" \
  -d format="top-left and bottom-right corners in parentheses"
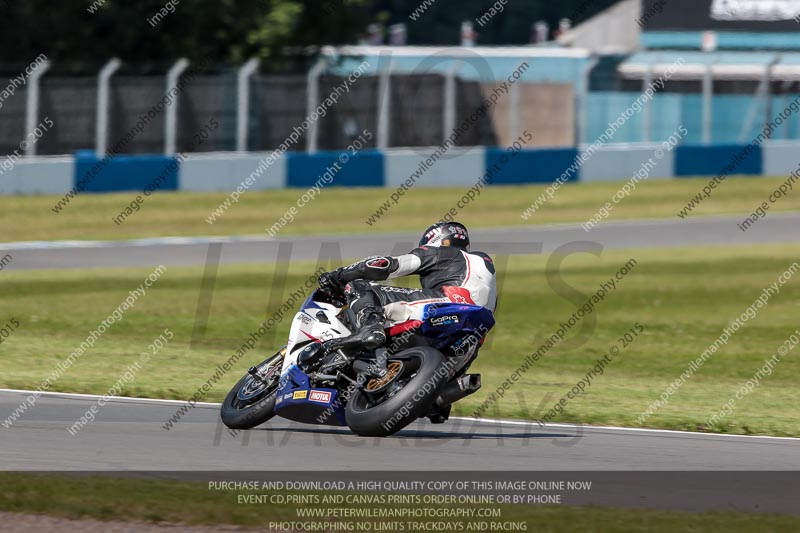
top-left (309, 390), bottom-right (332, 403)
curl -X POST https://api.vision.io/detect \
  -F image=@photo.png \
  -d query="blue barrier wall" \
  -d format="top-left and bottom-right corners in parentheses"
top-left (485, 147), bottom-right (579, 184)
top-left (674, 144), bottom-right (762, 177)
top-left (75, 151), bottom-right (180, 193)
top-left (286, 150), bottom-right (384, 188)
top-left (6, 143), bottom-right (800, 195)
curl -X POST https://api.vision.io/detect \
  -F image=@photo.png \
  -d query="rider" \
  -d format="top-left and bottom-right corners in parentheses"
top-left (318, 222), bottom-right (497, 350)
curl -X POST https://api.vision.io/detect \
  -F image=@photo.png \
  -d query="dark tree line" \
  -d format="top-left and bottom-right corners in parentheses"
top-left (0, 0), bottom-right (619, 73)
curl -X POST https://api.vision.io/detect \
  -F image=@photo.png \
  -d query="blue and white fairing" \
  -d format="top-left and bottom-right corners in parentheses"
top-left (420, 303), bottom-right (495, 353)
top-left (273, 291), bottom-right (495, 427)
top-left (275, 290), bottom-right (351, 426)
top-left (282, 291), bottom-right (351, 369)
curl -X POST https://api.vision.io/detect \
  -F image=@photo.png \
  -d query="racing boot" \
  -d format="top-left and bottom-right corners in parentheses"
top-left (349, 305), bottom-right (387, 351)
top-left (325, 280), bottom-right (386, 353)
top-left (324, 305), bottom-right (387, 353)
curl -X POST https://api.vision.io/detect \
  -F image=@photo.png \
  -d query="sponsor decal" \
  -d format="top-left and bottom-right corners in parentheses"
top-left (711, 0), bottom-right (800, 21)
top-left (276, 396), bottom-right (283, 405)
top-left (449, 226), bottom-right (468, 241)
top-left (366, 257), bottom-right (390, 269)
top-left (431, 315), bottom-right (460, 326)
top-left (443, 286), bottom-right (474, 305)
top-left (381, 286), bottom-right (420, 294)
top-left (423, 228), bottom-right (443, 245)
top-left (452, 333), bottom-right (480, 357)
top-left (309, 390), bottom-right (332, 403)
top-left (299, 313), bottom-right (312, 324)
top-left (283, 393), bottom-right (293, 400)
top-left (293, 390), bottom-right (308, 400)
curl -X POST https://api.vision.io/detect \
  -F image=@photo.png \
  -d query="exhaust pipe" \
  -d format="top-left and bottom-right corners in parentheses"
top-left (435, 374), bottom-right (481, 408)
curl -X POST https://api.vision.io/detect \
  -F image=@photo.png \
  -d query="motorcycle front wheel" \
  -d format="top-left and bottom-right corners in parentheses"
top-left (220, 348), bottom-right (284, 430)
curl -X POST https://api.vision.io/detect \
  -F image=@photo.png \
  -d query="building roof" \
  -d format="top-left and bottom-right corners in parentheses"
top-left (619, 50), bottom-right (800, 80)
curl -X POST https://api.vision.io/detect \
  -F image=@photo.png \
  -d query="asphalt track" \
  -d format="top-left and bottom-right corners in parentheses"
top-left (2, 213), bottom-right (800, 270)
top-left (2, 390), bottom-right (797, 472)
top-left (2, 390), bottom-right (799, 515)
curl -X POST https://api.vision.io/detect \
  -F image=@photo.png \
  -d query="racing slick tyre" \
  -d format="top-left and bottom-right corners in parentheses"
top-left (345, 346), bottom-right (447, 437)
top-left (220, 349), bottom-right (284, 430)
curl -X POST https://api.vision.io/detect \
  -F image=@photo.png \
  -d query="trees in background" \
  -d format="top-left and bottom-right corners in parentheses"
top-left (0, 0), bottom-right (619, 72)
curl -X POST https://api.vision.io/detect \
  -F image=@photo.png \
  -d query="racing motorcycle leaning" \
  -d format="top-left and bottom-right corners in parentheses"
top-left (220, 282), bottom-right (494, 437)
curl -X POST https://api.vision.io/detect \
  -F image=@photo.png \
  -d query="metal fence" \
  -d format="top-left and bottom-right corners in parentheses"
top-left (0, 56), bottom-right (575, 158)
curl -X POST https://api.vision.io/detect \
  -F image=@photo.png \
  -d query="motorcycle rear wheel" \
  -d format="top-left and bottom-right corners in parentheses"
top-left (345, 346), bottom-right (446, 437)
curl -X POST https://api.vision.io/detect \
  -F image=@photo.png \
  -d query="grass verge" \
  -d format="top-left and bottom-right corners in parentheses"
top-left (1, 176), bottom-right (798, 242)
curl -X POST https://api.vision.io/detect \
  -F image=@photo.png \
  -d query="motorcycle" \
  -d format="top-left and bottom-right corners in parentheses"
top-left (220, 283), bottom-right (494, 437)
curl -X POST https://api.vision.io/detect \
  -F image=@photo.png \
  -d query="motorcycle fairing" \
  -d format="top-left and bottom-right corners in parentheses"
top-left (273, 291), bottom-right (493, 428)
top-left (275, 362), bottom-right (346, 426)
top-left (419, 303), bottom-right (495, 351)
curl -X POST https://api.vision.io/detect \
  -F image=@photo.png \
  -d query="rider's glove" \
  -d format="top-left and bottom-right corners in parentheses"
top-left (319, 269), bottom-right (345, 296)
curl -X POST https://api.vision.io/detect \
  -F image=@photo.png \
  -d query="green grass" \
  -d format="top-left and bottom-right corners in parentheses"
top-left (1, 176), bottom-right (798, 242)
top-left (0, 473), bottom-right (798, 531)
top-left (1, 243), bottom-right (798, 436)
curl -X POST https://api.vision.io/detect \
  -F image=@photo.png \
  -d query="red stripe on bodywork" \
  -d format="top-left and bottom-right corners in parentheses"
top-left (386, 320), bottom-right (423, 337)
top-left (302, 331), bottom-right (321, 342)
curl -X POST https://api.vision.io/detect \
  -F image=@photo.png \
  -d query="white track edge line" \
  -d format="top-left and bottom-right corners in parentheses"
top-left (452, 417), bottom-right (799, 441)
top-left (0, 388), bottom-right (219, 408)
top-left (2, 388), bottom-right (796, 441)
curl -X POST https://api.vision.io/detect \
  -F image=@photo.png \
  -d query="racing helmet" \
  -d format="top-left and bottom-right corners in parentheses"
top-left (419, 222), bottom-right (470, 251)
